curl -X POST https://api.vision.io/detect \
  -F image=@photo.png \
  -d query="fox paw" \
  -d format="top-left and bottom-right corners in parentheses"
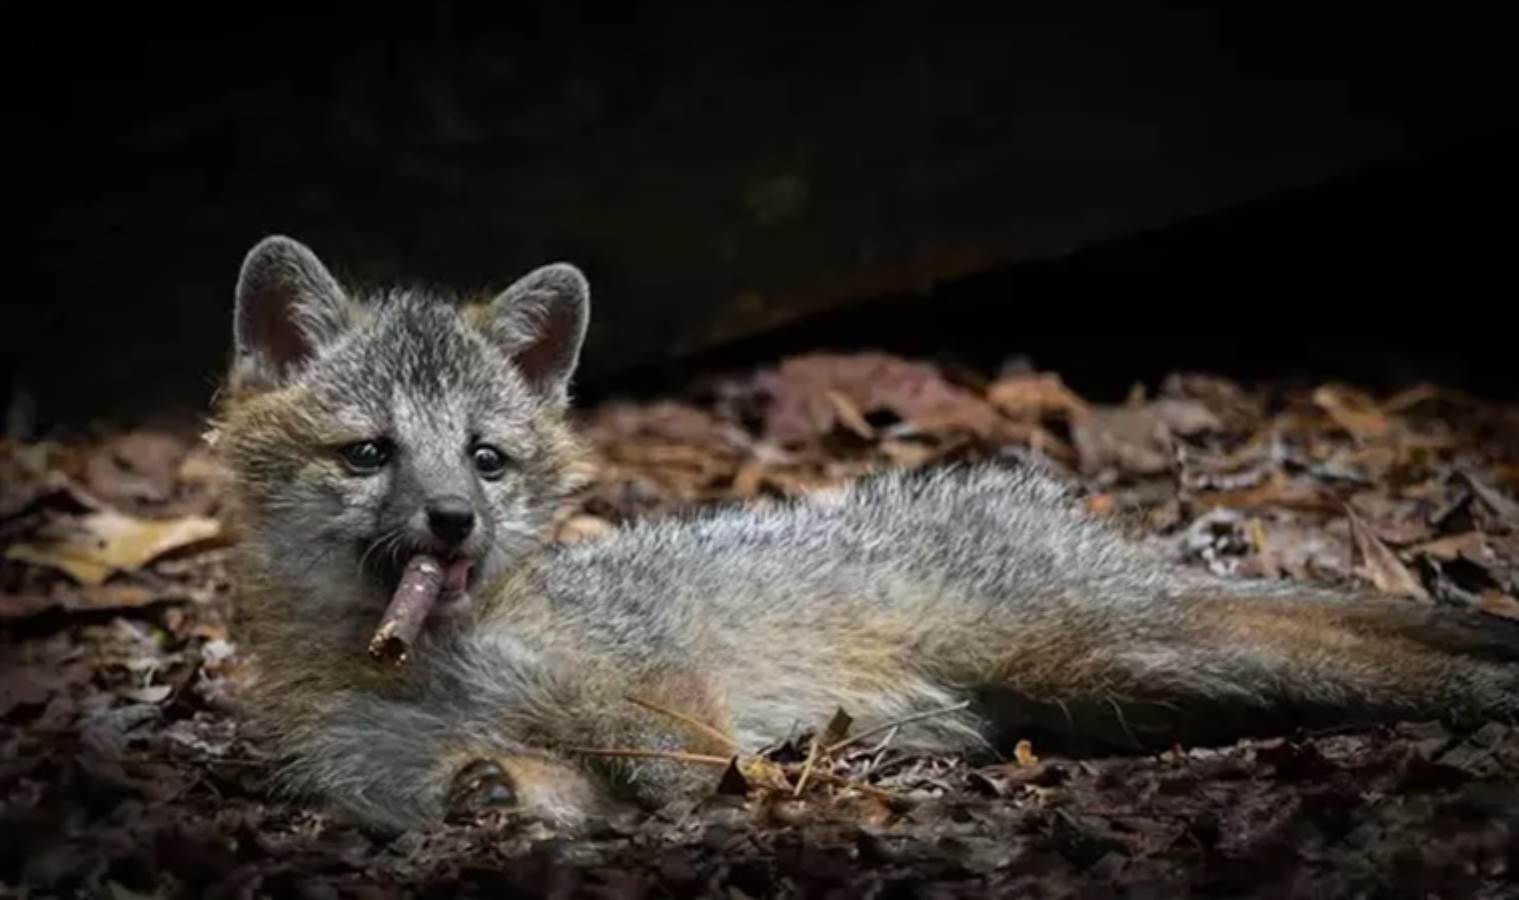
top-left (446, 758), bottom-right (518, 823)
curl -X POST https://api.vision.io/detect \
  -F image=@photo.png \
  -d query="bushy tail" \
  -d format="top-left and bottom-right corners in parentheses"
top-left (977, 586), bottom-right (1519, 754)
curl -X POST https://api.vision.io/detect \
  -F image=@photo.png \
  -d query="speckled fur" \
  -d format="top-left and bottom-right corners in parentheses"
top-left (215, 236), bottom-right (1519, 834)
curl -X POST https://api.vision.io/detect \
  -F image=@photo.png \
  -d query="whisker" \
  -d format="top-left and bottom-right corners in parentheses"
top-left (357, 524), bottom-right (403, 580)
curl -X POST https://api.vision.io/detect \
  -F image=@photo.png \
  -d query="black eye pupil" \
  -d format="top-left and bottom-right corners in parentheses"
top-left (339, 440), bottom-right (390, 473)
top-left (472, 445), bottom-right (507, 477)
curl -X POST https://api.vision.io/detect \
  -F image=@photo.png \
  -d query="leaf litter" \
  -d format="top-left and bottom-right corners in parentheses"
top-left (4, 360), bottom-right (1519, 897)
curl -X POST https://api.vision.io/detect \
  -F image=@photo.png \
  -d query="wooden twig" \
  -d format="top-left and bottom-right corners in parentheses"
top-left (563, 747), bottom-right (733, 767)
top-left (824, 701), bottom-right (971, 756)
top-left (793, 737), bottom-right (825, 797)
top-left (624, 694), bottom-right (741, 752)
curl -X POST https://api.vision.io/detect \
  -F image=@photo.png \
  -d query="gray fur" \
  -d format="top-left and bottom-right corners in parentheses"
top-left (218, 236), bottom-right (1519, 835)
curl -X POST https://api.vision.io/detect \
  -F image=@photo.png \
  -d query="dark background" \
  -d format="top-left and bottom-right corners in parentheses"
top-left (11, 1), bottom-right (1515, 433)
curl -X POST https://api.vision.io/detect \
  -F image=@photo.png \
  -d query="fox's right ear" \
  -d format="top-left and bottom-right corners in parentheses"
top-left (233, 235), bottom-right (353, 386)
top-left (483, 262), bottom-right (591, 408)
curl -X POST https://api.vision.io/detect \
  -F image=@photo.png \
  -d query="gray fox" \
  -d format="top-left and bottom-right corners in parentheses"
top-left (212, 235), bottom-right (1518, 833)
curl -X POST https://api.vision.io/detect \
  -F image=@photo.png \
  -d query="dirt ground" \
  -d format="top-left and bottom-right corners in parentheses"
top-left (3, 352), bottom-right (1518, 898)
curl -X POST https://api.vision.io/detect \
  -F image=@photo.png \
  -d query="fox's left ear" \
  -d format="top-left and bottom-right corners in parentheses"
top-left (484, 263), bottom-right (590, 407)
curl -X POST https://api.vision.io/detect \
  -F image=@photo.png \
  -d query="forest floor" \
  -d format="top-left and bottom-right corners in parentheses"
top-left (3, 352), bottom-right (1518, 899)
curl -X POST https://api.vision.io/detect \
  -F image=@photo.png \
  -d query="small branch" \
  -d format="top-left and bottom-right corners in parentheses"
top-left (793, 736), bottom-right (825, 797)
top-left (824, 701), bottom-right (972, 756)
top-left (624, 694), bottom-right (741, 752)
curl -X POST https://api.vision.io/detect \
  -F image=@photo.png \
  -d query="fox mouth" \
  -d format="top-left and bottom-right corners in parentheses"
top-left (366, 545), bottom-right (478, 615)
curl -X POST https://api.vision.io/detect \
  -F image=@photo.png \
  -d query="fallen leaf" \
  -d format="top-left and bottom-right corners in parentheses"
top-left (756, 353), bottom-right (1007, 443)
top-left (842, 793), bottom-right (897, 828)
top-left (823, 390), bottom-right (875, 440)
top-left (820, 707), bottom-right (854, 745)
top-left (1239, 519), bottom-right (1354, 583)
top-left (176, 446), bottom-right (228, 484)
top-left (122, 684), bottom-right (174, 705)
top-left (878, 438), bottom-right (941, 469)
top-left (986, 372), bottom-right (1091, 422)
top-left (1085, 493), bottom-right (1116, 515)
top-left (1159, 373), bottom-right (1263, 430)
top-left (4, 509), bottom-right (224, 585)
top-left (0, 583), bottom-right (160, 620)
top-left (1072, 399), bottom-right (1224, 477)
top-left (730, 461), bottom-right (770, 498)
top-left (1347, 491), bottom-right (1436, 545)
top-left (555, 514), bottom-right (613, 545)
top-left (1408, 532), bottom-right (1489, 563)
top-left (1346, 507), bottom-right (1430, 600)
top-left (716, 757), bottom-right (751, 796)
top-left (86, 431), bottom-right (189, 507)
top-left (1313, 385), bottom-right (1391, 440)
top-left (1463, 471), bottom-right (1519, 526)
top-left (1192, 471), bottom-right (1333, 512)
top-left (1014, 740), bottom-right (1039, 767)
top-left (1478, 591), bottom-right (1519, 621)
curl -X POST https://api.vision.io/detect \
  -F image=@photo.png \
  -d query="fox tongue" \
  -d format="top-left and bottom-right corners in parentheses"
top-left (440, 557), bottom-right (474, 601)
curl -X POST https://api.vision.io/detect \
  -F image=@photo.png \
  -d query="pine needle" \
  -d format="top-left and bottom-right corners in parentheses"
top-left (563, 747), bottom-right (733, 767)
top-left (823, 701), bottom-right (972, 756)
top-left (624, 694), bottom-right (740, 752)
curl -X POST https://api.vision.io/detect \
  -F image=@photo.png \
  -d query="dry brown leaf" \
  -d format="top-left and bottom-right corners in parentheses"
top-left (556, 514), bottom-right (613, 545)
top-left (820, 707), bottom-right (854, 746)
top-left (757, 353), bottom-right (1006, 443)
top-left (1408, 532), bottom-right (1489, 563)
top-left (1072, 399), bottom-right (1223, 477)
top-left (5, 509), bottom-right (223, 586)
top-left (1380, 384), bottom-right (1447, 414)
top-left (85, 431), bottom-right (190, 507)
top-left (1346, 491), bottom-right (1435, 545)
top-left (1085, 493), bottom-right (1116, 516)
top-left (1346, 507), bottom-right (1430, 601)
top-left (823, 390), bottom-right (875, 440)
top-left (878, 438), bottom-right (940, 469)
top-left (1478, 590), bottom-right (1519, 621)
top-left (1313, 385), bottom-right (1391, 440)
top-left (986, 372), bottom-right (1091, 422)
top-left (730, 461), bottom-right (769, 498)
top-left (1014, 739), bottom-right (1039, 767)
top-left (1463, 472), bottom-right (1519, 526)
top-left (0, 583), bottom-right (161, 620)
top-left (1192, 471), bottom-right (1333, 512)
top-left (122, 683), bottom-right (174, 705)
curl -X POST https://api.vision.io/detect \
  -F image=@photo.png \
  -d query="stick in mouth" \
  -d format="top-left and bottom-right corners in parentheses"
top-left (368, 554), bottom-right (445, 665)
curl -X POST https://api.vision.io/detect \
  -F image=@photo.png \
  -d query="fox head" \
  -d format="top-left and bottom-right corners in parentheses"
top-left (213, 235), bottom-right (591, 637)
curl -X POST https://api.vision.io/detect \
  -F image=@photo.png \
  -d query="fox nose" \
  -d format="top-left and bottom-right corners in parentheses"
top-left (426, 495), bottom-right (476, 545)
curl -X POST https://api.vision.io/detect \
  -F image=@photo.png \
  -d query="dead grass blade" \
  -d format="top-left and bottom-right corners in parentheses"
top-left (824, 701), bottom-right (972, 756)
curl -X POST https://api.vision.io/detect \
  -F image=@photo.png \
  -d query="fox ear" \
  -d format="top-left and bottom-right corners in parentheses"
top-left (233, 235), bottom-right (353, 385)
top-left (485, 263), bottom-right (590, 406)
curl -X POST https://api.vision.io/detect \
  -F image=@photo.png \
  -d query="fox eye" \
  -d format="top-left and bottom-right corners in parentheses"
top-left (337, 439), bottom-right (392, 475)
top-left (471, 443), bottom-right (509, 480)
